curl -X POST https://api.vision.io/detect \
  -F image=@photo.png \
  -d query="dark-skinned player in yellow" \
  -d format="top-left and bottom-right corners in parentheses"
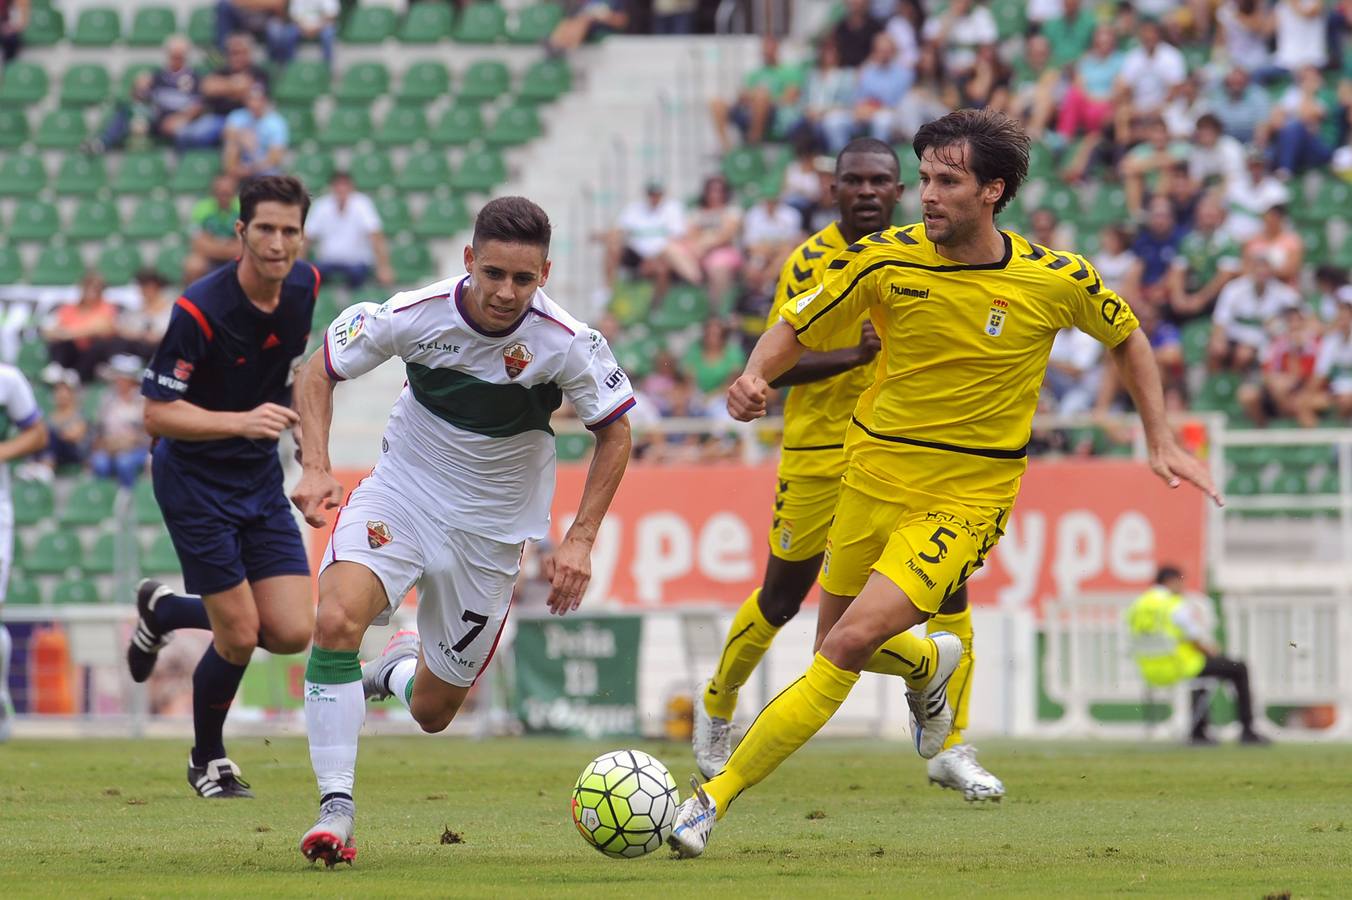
top-left (693, 138), bottom-right (1003, 801)
top-left (671, 109), bottom-right (1222, 857)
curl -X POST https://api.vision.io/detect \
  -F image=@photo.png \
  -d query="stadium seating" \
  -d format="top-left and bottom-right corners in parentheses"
top-left (509, 3), bottom-right (564, 44)
top-left (318, 104), bottom-right (374, 148)
top-left (396, 61), bottom-right (452, 106)
top-left (376, 105), bottom-right (430, 147)
top-left (396, 149), bottom-right (452, 191)
top-left (412, 194), bottom-right (471, 238)
top-left (124, 197), bottom-right (181, 241)
top-left (66, 198), bottom-right (121, 242)
top-left (143, 532), bottom-right (181, 576)
top-left (84, 533), bottom-right (118, 576)
top-left (24, 5), bottom-right (64, 46)
top-left (335, 62), bottom-right (390, 105)
top-left (450, 148), bottom-right (507, 192)
top-left (0, 153), bottom-right (48, 196)
top-left (341, 6), bottom-right (398, 44)
top-left (70, 8), bottom-right (121, 47)
top-left (397, 3), bottom-right (453, 43)
top-left (58, 480), bottom-right (119, 527)
top-left (350, 150), bottom-right (395, 192)
top-left (128, 6), bottom-right (177, 47)
top-left (54, 153), bottom-right (104, 196)
top-left (59, 63), bottom-right (111, 107)
top-left (25, 531), bottom-right (82, 576)
top-left (0, 61), bottom-right (48, 105)
top-left (12, 480), bottom-right (55, 527)
top-left (8, 199), bottom-right (60, 242)
top-left (96, 243), bottom-right (144, 285)
top-left (52, 578), bottom-right (100, 605)
top-left (34, 108), bottom-right (87, 149)
top-left (0, 108), bottom-right (29, 147)
top-left (431, 104), bottom-right (486, 145)
top-left (186, 6), bottom-right (214, 45)
top-left (169, 150), bottom-right (221, 194)
top-left (458, 60), bottom-right (511, 103)
top-left (275, 60), bottom-right (330, 105)
top-left (7, 576), bottom-right (42, 606)
top-left (454, 2), bottom-right (508, 44)
top-left (31, 245), bottom-right (82, 286)
top-left (113, 151), bottom-right (170, 194)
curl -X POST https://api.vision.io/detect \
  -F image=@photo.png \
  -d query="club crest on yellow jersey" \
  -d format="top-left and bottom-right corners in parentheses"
top-left (985, 297), bottom-right (1010, 337)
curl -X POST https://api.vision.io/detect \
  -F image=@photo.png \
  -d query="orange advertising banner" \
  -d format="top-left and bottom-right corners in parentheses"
top-left (318, 460), bottom-right (1205, 613)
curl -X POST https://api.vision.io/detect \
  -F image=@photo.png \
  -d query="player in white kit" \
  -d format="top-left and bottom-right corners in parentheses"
top-left (0, 364), bottom-right (48, 741)
top-left (290, 197), bottom-right (634, 865)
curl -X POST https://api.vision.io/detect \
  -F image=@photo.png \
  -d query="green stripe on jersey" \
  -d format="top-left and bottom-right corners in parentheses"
top-left (407, 362), bottom-right (562, 438)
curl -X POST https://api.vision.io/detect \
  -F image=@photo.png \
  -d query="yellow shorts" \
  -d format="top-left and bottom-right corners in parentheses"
top-left (819, 477), bottom-right (1010, 615)
top-left (766, 474), bottom-right (843, 562)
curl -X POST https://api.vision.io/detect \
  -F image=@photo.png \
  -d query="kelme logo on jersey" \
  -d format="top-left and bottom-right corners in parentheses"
top-left (985, 298), bottom-right (1009, 337)
top-left (366, 520), bottom-right (392, 549)
top-left (503, 342), bottom-right (534, 379)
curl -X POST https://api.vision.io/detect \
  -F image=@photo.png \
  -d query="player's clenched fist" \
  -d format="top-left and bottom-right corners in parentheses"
top-left (291, 469), bottom-right (344, 528)
top-left (727, 373), bottom-right (770, 421)
top-left (857, 321), bottom-right (881, 362)
top-left (239, 402), bottom-right (300, 440)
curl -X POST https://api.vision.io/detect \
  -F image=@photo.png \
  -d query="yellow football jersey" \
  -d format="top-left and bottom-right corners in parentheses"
top-left (779, 224), bottom-right (1140, 505)
top-left (769, 221), bottom-right (875, 480)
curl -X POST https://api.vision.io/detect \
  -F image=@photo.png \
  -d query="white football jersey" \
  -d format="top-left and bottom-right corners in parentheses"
top-left (323, 274), bottom-right (635, 543)
top-left (0, 364), bottom-right (41, 513)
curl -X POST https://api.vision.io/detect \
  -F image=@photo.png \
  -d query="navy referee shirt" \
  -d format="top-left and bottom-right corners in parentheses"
top-left (142, 260), bottom-right (319, 466)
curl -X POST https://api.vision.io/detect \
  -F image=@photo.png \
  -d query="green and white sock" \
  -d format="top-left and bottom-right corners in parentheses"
top-left (304, 647), bottom-right (364, 799)
top-left (388, 658), bottom-right (417, 712)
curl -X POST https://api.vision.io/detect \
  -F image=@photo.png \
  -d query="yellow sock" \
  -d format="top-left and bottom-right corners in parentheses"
top-left (703, 588), bottom-right (781, 721)
top-left (863, 630), bottom-right (939, 691)
top-left (929, 608), bottom-right (974, 750)
top-left (703, 653), bottom-right (858, 819)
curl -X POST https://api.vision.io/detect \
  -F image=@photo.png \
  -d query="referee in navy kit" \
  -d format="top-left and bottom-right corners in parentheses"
top-left (127, 174), bottom-right (319, 798)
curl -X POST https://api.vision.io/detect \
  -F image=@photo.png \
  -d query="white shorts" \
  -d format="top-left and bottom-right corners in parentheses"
top-left (321, 480), bottom-right (523, 688)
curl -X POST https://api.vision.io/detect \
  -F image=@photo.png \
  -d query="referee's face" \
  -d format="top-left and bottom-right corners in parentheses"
top-left (463, 240), bottom-right (551, 332)
top-left (239, 201), bottom-right (305, 283)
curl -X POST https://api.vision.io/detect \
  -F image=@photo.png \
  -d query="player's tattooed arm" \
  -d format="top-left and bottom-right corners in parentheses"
top-left (289, 350), bottom-right (345, 527)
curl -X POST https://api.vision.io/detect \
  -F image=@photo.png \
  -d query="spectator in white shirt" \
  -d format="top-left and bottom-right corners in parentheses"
top-left (1298, 295), bottom-right (1352, 423)
top-left (305, 171), bottom-right (394, 289)
top-left (1116, 18), bottom-right (1187, 114)
top-left (921, 0), bottom-right (998, 79)
top-left (1208, 247), bottom-right (1302, 372)
top-left (1188, 114), bottom-right (1246, 190)
top-left (740, 196), bottom-right (804, 302)
top-left (1273, 0), bottom-right (1328, 72)
top-left (267, 0), bottom-right (338, 66)
top-left (1043, 328), bottom-right (1104, 415)
top-left (604, 181), bottom-right (687, 306)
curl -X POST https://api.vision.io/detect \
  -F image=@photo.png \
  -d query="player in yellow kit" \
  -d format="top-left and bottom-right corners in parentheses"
top-left (670, 109), bottom-right (1222, 857)
top-left (693, 138), bottom-right (1003, 801)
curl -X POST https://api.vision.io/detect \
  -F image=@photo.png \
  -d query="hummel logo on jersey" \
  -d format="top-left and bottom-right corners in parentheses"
top-left (262, 333), bottom-right (281, 349)
top-left (889, 284), bottom-right (931, 299)
top-left (366, 520), bottom-right (392, 549)
top-left (504, 342), bottom-right (534, 379)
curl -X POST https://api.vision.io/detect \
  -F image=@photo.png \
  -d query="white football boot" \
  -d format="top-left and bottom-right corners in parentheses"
top-left (667, 777), bottom-right (718, 859)
top-left (927, 744), bottom-right (1005, 801)
top-left (300, 796), bottom-right (357, 866)
top-left (905, 632), bottom-right (962, 759)
top-left (692, 691), bottom-right (732, 780)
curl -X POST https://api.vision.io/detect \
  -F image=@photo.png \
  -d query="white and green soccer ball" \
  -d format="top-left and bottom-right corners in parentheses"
top-left (570, 749), bottom-right (679, 858)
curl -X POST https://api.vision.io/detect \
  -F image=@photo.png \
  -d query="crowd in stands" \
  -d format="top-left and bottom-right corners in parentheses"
top-left (600, 0), bottom-right (1352, 453)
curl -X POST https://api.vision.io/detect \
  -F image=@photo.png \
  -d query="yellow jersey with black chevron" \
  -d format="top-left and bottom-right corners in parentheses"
top-left (768, 221), bottom-right (875, 480)
top-left (779, 224), bottom-right (1139, 505)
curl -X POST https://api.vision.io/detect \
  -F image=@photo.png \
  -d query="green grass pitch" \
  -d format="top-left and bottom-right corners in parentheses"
top-left (2, 737), bottom-right (1349, 897)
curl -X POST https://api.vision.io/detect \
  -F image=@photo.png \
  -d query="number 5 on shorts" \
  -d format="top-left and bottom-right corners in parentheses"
top-left (918, 526), bottom-right (957, 564)
top-left (451, 611), bottom-right (489, 652)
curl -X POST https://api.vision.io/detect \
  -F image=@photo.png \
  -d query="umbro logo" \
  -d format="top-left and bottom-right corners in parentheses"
top-left (889, 285), bottom-right (930, 299)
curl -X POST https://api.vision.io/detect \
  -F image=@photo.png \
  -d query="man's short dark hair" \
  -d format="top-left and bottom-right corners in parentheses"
top-left (239, 174), bottom-right (310, 226)
top-left (913, 108), bottom-right (1030, 215)
top-left (836, 137), bottom-right (899, 176)
top-left (1196, 113), bottom-right (1223, 133)
top-left (472, 196), bottom-right (552, 251)
top-left (1156, 565), bottom-right (1184, 585)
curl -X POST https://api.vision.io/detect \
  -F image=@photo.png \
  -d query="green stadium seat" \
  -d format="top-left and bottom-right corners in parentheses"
top-left (350, 150), bottom-right (394, 191)
top-left (23, 5), bottom-right (64, 46)
top-left (518, 57), bottom-right (571, 103)
top-left (96, 244), bottom-right (143, 285)
top-left (124, 197), bottom-right (180, 240)
top-left (12, 480), bottom-right (54, 526)
top-left (143, 531), bottom-right (181, 575)
top-left (291, 151), bottom-right (335, 191)
top-left (991, 0), bottom-right (1026, 39)
top-left (1196, 372), bottom-right (1243, 417)
top-left (70, 7), bottom-right (121, 46)
top-left (398, 3), bottom-right (453, 42)
top-left (7, 576), bottom-right (41, 606)
top-left (1026, 142), bottom-right (1054, 179)
top-left (277, 103), bottom-right (317, 145)
top-left (608, 280), bottom-right (654, 327)
top-left (113, 151), bottom-right (170, 194)
top-left (186, 6), bottom-right (214, 45)
top-left (169, 150), bottom-right (220, 194)
top-left (390, 239), bottom-right (432, 283)
top-left (411, 193), bottom-right (471, 238)
top-left (0, 108), bottom-right (30, 147)
top-left (53, 578), bottom-right (100, 604)
top-left (509, 2), bottom-right (563, 44)
top-left (651, 284), bottom-right (709, 332)
top-left (67, 198), bottom-right (121, 242)
top-left (459, 60), bottom-right (510, 103)
top-left (0, 246), bottom-right (21, 285)
top-left (1225, 471), bottom-right (1261, 497)
top-left (155, 240), bottom-right (188, 283)
top-left (80, 383), bottom-right (106, 423)
top-left (0, 153), bottom-right (47, 196)
top-left (31, 245), bottom-right (84, 286)
top-left (372, 192), bottom-right (411, 235)
top-left (1180, 318), bottom-right (1212, 368)
top-left (133, 478), bottom-right (163, 526)
top-left (25, 531), bottom-right (82, 576)
top-left (15, 340), bottom-right (49, 380)
top-left (334, 62), bottom-right (390, 104)
top-left (341, 5), bottom-right (397, 43)
top-left (274, 60), bottom-right (330, 105)
top-left (0, 61), bottom-right (49, 106)
top-left (396, 61), bottom-right (451, 105)
top-left (375, 105), bottom-right (428, 147)
top-left (35, 108), bottom-right (87, 149)
top-left (60, 64), bottom-right (112, 107)
top-left (128, 5), bottom-right (176, 46)
top-left (318, 104), bottom-right (374, 148)
top-left (396, 149), bottom-right (451, 190)
top-left (485, 103), bottom-right (541, 146)
top-left (722, 146), bottom-right (765, 190)
top-left (54, 153), bottom-right (105, 196)
top-left (454, 2), bottom-right (506, 43)
top-left (430, 104), bottom-right (485, 145)
top-left (8, 199), bottom-right (59, 242)
top-left (58, 479), bottom-right (118, 526)
top-left (84, 532), bottom-right (117, 576)
top-left (556, 433), bottom-right (591, 462)
top-left (1039, 183), bottom-right (1079, 220)
top-left (450, 148), bottom-right (506, 192)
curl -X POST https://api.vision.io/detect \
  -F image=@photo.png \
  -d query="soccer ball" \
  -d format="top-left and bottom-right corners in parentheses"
top-left (570, 749), bottom-right (679, 858)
